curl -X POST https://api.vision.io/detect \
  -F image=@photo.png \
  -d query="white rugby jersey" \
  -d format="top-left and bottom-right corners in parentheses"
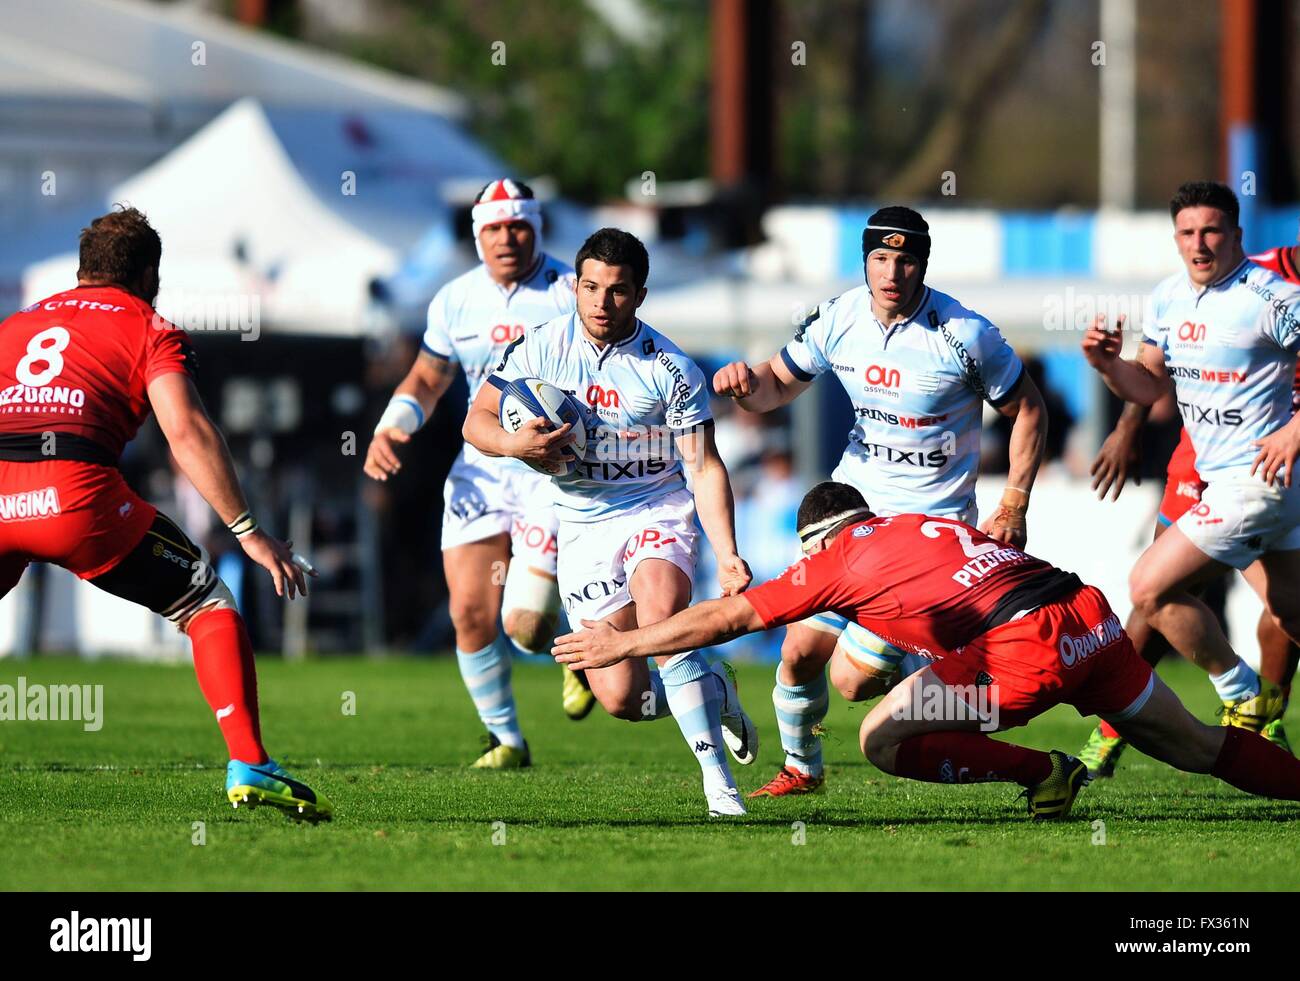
top-left (1143, 258), bottom-right (1300, 479)
top-left (487, 312), bottom-right (712, 522)
top-left (423, 253), bottom-right (575, 470)
top-left (782, 283), bottom-right (1024, 517)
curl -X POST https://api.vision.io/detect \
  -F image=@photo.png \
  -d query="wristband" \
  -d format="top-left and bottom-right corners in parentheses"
top-left (374, 395), bottom-right (425, 436)
top-left (227, 510), bottom-right (259, 539)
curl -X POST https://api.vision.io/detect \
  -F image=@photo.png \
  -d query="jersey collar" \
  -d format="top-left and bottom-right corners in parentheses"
top-left (1195, 256), bottom-right (1252, 294)
top-left (869, 285), bottom-right (931, 339)
top-left (585, 318), bottom-right (644, 367)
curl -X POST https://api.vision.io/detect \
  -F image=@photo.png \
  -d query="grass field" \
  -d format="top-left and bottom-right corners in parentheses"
top-left (1, 654), bottom-right (1298, 891)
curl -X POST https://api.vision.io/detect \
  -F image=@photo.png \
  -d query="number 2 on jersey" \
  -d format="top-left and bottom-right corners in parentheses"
top-left (920, 519), bottom-right (1001, 559)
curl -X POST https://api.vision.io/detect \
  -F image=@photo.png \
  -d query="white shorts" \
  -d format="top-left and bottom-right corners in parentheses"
top-left (800, 502), bottom-right (977, 672)
top-left (557, 486), bottom-right (698, 622)
top-left (442, 453), bottom-right (559, 575)
top-left (1177, 474), bottom-right (1300, 570)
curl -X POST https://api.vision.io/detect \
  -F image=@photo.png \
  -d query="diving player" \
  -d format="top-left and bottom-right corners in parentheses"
top-left (364, 179), bottom-right (595, 769)
top-left (712, 206), bottom-right (1046, 796)
top-left (464, 228), bottom-right (759, 816)
top-left (554, 481), bottom-right (1300, 818)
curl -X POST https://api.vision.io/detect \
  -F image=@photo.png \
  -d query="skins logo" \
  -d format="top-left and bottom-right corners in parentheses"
top-left (882, 232), bottom-right (906, 248)
top-left (974, 671), bottom-right (994, 687)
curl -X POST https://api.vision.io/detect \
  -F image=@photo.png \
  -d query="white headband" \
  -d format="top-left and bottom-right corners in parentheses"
top-left (472, 197), bottom-right (543, 260)
top-left (797, 508), bottom-right (872, 553)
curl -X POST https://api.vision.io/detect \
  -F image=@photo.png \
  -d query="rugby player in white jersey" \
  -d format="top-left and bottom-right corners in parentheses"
top-left (713, 206), bottom-right (1047, 797)
top-left (463, 227), bottom-right (759, 816)
top-left (364, 179), bottom-right (595, 769)
top-left (1084, 181), bottom-right (1300, 739)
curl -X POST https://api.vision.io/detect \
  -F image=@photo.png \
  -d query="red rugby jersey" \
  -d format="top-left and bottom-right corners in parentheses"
top-left (742, 513), bottom-right (1079, 658)
top-left (0, 286), bottom-right (193, 461)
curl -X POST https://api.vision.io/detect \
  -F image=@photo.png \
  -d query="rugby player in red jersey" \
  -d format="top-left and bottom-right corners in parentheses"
top-left (1078, 220), bottom-right (1300, 775)
top-left (553, 482), bottom-right (1300, 817)
top-left (0, 207), bottom-right (331, 819)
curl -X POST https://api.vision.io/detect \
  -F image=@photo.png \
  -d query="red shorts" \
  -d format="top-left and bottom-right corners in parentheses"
top-left (0, 459), bottom-right (155, 593)
top-left (929, 585), bottom-right (1154, 729)
top-left (1158, 428), bottom-right (1205, 526)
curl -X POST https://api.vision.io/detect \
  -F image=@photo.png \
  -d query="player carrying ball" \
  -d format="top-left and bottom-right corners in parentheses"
top-left (712, 206), bottom-right (1046, 797)
top-left (364, 179), bottom-right (595, 769)
top-left (554, 481), bottom-right (1300, 818)
top-left (464, 228), bottom-right (759, 816)
top-left (0, 207), bottom-right (330, 819)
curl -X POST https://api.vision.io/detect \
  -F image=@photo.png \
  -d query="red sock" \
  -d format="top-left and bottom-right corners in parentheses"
top-left (1211, 726), bottom-right (1300, 800)
top-left (893, 732), bottom-right (1052, 786)
top-left (1099, 720), bottom-right (1122, 740)
top-left (187, 608), bottom-right (266, 764)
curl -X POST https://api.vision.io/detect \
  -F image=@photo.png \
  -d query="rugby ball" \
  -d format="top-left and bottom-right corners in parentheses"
top-left (498, 377), bottom-right (588, 477)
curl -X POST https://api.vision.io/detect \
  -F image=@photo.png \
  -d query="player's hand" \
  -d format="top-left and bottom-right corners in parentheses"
top-left (1081, 314), bottom-right (1125, 370)
top-left (717, 553), bottom-right (752, 596)
top-left (713, 361), bottom-right (757, 399)
top-left (1090, 425), bottom-right (1142, 501)
top-left (363, 428), bottom-right (411, 481)
top-left (551, 619), bottom-right (629, 670)
top-left (239, 529), bottom-right (315, 599)
top-left (508, 417), bottom-right (575, 466)
top-left (1251, 425), bottom-right (1300, 487)
top-left (978, 508), bottom-right (1027, 550)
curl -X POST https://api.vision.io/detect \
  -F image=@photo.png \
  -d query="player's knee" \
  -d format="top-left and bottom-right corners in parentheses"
top-left (1263, 593), bottom-right (1300, 641)
top-left (500, 565), bottom-right (559, 652)
top-left (829, 656), bottom-right (884, 702)
top-left (449, 597), bottom-right (496, 646)
top-left (781, 633), bottom-right (832, 678)
top-left (177, 578), bottom-right (239, 633)
top-left (1128, 572), bottom-right (1162, 621)
top-left (599, 690), bottom-right (645, 722)
top-left (860, 719), bottom-right (899, 773)
top-left (502, 608), bottom-right (556, 653)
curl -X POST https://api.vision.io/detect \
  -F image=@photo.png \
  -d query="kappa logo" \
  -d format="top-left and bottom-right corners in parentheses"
top-left (694, 740), bottom-right (715, 753)
top-left (882, 232), bottom-right (906, 248)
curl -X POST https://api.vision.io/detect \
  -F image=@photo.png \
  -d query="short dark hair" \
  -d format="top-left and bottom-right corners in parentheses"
top-left (575, 227), bottom-right (649, 290)
top-left (1169, 181), bottom-right (1239, 227)
top-left (797, 481), bottom-right (869, 536)
top-left (78, 205), bottom-right (161, 286)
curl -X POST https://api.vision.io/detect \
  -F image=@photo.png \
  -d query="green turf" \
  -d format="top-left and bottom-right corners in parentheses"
top-left (0, 654), bottom-right (1296, 891)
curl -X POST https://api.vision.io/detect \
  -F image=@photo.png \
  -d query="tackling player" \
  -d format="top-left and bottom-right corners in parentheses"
top-left (1078, 214), bottom-right (1300, 776)
top-left (712, 206), bottom-right (1046, 797)
top-left (1082, 183), bottom-right (1300, 754)
top-left (553, 482), bottom-right (1300, 817)
top-left (364, 179), bottom-right (595, 770)
top-left (0, 207), bottom-right (330, 819)
top-left (464, 228), bottom-right (759, 816)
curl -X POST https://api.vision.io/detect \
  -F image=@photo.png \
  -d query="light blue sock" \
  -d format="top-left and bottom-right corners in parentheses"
top-left (659, 651), bottom-right (734, 789)
top-left (1210, 657), bottom-right (1261, 704)
top-left (636, 670), bottom-right (672, 721)
top-left (456, 638), bottom-right (524, 749)
top-left (773, 665), bottom-right (828, 776)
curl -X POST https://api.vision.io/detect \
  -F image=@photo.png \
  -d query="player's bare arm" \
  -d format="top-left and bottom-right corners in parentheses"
top-left (979, 373), bottom-right (1047, 548)
top-left (462, 378), bottom-right (573, 464)
top-left (552, 594), bottom-right (764, 670)
top-left (1082, 313), bottom-right (1172, 406)
top-left (712, 353), bottom-right (811, 413)
top-left (364, 351), bottom-right (457, 481)
top-left (148, 372), bottom-right (310, 599)
top-left (1091, 398), bottom-right (1152, 500)
top-left (675, 421), bottom-right (751, 595)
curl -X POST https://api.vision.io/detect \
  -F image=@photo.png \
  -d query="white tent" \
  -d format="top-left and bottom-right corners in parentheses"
top-left (22, 97), bottom-right (505, 334)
